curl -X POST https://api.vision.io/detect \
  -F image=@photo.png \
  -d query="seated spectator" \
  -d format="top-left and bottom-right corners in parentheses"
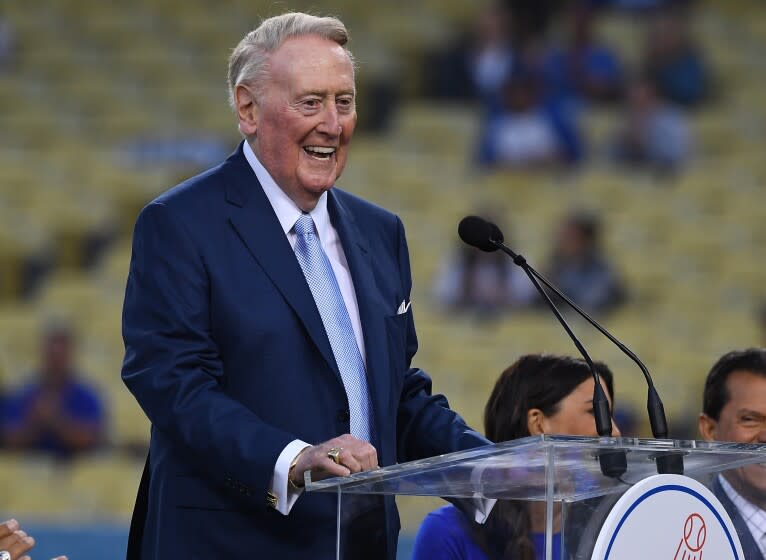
top-left (472, 3), bottom-right (516, 103)
top-left (542, 3), bottom-right (625, 105)
top-left (610, 77), bottom-right (691, 173)
top-left (478, 67), bottom-right (583, 168)
top-left (435, 223), bottom-right (537, 317)
top-left (421, 2), bottom-right (514, 102)
top-left (642, 8), bottom-right (710, 107)
top-left (698, 348), bottom-right (766, 560)
top-left (1, 323), bottom-right (105, 458)
top-left (412, 354), bottom-right (620, 560)
top-left (0, 518), bottom-right (67, 560)
top-left (546, 211), bottom-right (625, 313)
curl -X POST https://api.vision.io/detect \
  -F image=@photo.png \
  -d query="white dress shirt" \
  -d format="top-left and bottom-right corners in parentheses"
top-left (243, 141), bottom-right (367, 514)
top-left (719, 474), bottom-right (766, 557)
top-left (243, 142), bottom-right (495, 524)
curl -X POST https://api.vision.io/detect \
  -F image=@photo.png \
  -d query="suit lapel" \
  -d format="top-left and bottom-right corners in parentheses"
top-left (223, 145), bottom-right (340, 381)
top-left (328, 190), bottom-right (390, 447)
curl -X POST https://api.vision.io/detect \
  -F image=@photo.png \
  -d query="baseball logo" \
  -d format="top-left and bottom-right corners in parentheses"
top-left (673, 513), bottom-right (707, 560)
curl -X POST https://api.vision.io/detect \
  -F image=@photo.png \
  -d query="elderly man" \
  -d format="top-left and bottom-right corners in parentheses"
top-left (121, 12), bottom-right (488, 559)
top-left (699, 348), bottom-right (766, 560)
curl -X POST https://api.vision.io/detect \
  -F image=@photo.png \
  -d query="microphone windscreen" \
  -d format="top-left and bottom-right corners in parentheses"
top-left (458, 216), bottom-right (504, 252)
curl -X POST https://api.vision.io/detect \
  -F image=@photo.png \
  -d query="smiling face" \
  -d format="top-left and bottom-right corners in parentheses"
top-left (236, 34), bottom-right (357, 211)
top-left (699, 370), bottom-right (766, 507)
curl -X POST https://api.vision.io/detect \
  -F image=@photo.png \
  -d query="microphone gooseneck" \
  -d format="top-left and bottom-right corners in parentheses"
top-left (459, 216), bottom-right (613, 436)
top-left (488, 238), bottom-right (625, 478)
top-left (494, 241), bottom-right (670, 438)
top-left (513, 253), bottom-right (614, 438)
top-left (515, 253), bottom-right (682, 473)
top-left (458, 215), bottom-right (682, 476)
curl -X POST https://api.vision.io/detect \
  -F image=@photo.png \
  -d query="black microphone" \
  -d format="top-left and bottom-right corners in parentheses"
top-left (458, 216), bottom-right (504, 252)
top-left (459, 216), bottom-right (624, 477)
top-left (458, 216), bottom-right (683, 476)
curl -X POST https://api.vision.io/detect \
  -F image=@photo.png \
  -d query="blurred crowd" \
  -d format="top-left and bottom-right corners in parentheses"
top-left (436, 210), bottom-right (625, 317)
top-left (428, 0), bottom-right (715, 318)
top-left (425, 0), bottom-right (706, 173)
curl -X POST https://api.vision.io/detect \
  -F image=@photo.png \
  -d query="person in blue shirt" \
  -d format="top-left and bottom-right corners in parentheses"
top-left (1, 323), bottom-right (104, 458)
top-left (542, 4), bottom-right (625, 105)
top-left (412, 354), bottom-right (620, 560)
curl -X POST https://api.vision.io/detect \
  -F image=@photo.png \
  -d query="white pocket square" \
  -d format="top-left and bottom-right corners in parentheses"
top-left (397, 300), bottom-right (412, 315)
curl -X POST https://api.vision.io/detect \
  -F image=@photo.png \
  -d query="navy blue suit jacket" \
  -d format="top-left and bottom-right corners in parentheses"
top-left (712, 476), bottom-right (764, 560)
top-left (121, 143), bottom-right (488, 559)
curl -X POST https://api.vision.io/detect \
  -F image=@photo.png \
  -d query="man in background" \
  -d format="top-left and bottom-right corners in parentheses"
top-left (699, 348), bottom-right (766, 560)
top-left (546, 211), bottom-right (625, 314)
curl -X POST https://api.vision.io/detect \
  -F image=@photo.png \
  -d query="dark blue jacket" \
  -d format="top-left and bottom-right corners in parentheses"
top-left (121, 142), bottom-right (488, 559)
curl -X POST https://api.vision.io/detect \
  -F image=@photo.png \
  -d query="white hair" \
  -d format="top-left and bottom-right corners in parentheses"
top-left (227, 12), bottom-right (354, 110)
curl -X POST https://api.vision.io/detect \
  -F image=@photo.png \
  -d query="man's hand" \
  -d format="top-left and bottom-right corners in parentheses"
top-left (289, 434), bottom-right (378, 487)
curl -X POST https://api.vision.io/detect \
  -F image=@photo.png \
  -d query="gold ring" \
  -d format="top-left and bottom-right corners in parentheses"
top-left (327, 447), bottom-right (343, 464)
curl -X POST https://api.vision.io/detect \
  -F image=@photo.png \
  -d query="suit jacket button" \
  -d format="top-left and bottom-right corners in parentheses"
top-left (337, 410), bottom-right (350, 422)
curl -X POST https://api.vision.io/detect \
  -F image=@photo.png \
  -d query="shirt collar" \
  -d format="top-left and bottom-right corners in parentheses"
top-left (243, 140), bottom-right (331, 238)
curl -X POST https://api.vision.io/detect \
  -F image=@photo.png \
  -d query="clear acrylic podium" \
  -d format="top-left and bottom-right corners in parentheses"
top-left (307, 435), bottom-right (766, 559)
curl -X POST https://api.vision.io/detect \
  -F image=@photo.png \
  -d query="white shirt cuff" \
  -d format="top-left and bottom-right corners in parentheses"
top-left (270, 439), bottom-right (311, 515)
top-left (468, 462), bottom-right (496, 523)
top-left (472, 497), bottom-right (497, 524)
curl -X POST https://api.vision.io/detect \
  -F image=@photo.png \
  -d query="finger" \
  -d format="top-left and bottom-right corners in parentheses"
top-left (336, 449), bottom-right (362, 473)
top-left (358, 445), bottom-right (379, 471)
top-left (8, 532), bottom-right (35, 558)
top-left (8, 535), bottom-right (34, 557)
top-left (0, 519), bottom-right (19, 539)
top-left (0, 530), bottom-right (25, 554)
top-left (343, 441), bottom-right (377, 472)
top-left (312, 461), bottom-right (351, 481)
top-left (6, 533), bottom-right (35, 558)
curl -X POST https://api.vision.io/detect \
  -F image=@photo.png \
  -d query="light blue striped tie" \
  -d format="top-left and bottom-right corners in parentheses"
top-left (293, 213), bottom-right (372, 442)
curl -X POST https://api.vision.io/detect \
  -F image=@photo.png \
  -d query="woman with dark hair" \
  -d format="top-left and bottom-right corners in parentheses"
top-left (412, 354), bottom-right (620, 560)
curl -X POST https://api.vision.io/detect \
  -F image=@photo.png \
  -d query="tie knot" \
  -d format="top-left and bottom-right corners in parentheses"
top-left (294, 213), bottom-right (316, 236)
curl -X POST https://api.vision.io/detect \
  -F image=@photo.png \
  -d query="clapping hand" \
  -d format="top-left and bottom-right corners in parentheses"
top-left (0, 519), bottom-right (67, 560)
